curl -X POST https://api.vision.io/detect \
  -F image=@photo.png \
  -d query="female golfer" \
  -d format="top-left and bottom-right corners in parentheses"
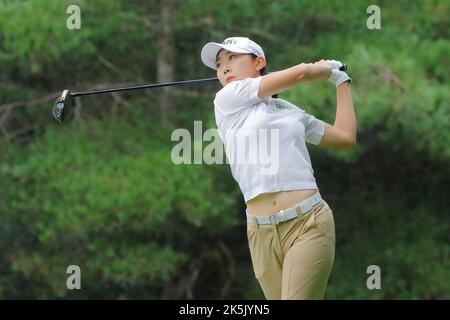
top-left (200, 37), bottom-right (356, 300)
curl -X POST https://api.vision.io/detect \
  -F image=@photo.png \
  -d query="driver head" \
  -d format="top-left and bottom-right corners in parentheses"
top-left (53, 90), bottom-right (73, 122)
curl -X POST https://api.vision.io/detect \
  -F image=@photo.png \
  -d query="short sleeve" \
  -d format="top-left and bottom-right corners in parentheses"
top-left (302, 110), bottom-right (325, 145)
top-left (214, 76), bottom-right (262, 114)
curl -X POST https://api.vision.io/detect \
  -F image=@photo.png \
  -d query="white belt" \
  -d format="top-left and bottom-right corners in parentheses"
top-left (246, 192), bottom-right (323, 225)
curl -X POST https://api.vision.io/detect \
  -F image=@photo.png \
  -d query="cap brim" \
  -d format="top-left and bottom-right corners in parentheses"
top-left (200, 42), bottom-right (251, 70)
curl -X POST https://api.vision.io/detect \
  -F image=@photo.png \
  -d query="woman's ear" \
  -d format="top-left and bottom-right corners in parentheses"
top-left (255, 56), bottom-right (266, 72)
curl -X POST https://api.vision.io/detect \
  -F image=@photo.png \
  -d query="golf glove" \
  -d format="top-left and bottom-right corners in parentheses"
top-left (326, 59), bottom-right (345, 71)
top-left (325, 59), bottom-right (351, 87)
top-left (327, 69), bottom-right (351, 86)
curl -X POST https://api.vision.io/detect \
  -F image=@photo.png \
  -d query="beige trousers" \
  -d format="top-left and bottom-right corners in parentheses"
top-left (247, 199), bottom-right (335, 300)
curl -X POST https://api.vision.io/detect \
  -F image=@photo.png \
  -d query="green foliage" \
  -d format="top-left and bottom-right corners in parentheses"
top-left (326, 201), bottom-right (450, 299)
top-left (0, 0), bottom-right (448, 299)
top-left (0, 0), bottom-right (155, 86)
top-left (0, 117), bottom-right (237, 298)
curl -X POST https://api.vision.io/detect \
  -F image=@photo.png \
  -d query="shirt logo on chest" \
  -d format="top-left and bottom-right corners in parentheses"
top-left (274, 101), bottom-right (288, 110)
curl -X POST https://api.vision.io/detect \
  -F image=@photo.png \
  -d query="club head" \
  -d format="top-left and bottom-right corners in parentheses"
top-left (53, 90), bottom-right (73, 122)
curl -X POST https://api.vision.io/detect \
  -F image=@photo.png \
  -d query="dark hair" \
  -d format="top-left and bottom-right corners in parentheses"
top-left (216, 50), bottom-right (276, 97)
top-left (250, 53), bottom-right (277, 98)
top-left (250, 53), bottom-right (267, 76)
top-left (217, 50), bottom-right (266, 75)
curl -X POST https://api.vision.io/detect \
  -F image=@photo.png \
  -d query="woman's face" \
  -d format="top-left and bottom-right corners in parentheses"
top-left (215, 49), bottom-right (265, 87)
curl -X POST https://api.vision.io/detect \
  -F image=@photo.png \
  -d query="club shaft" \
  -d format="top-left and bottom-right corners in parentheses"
top-left (69, 65), bottom-right (346, 97)
top-left (70, 77), bottom-right (219, 97)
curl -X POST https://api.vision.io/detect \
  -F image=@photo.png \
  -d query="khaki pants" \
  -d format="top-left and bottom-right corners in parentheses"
top-left (247, 199), bottom-right (335, 300)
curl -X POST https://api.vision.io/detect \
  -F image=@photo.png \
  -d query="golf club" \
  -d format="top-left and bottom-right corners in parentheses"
top-left (52, 77), bottom-right (218, 122)
top-left (52, 64), bottom-right (347, 122)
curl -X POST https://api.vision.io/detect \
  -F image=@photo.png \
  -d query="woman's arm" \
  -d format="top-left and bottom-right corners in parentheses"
top-left (258, 62), bottom-right (331, 99)
top-left (319, 82), bottom-right (357, 148)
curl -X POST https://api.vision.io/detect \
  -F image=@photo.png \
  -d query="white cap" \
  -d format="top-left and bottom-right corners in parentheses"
top-left (201, 36), bottom-right (266, 70)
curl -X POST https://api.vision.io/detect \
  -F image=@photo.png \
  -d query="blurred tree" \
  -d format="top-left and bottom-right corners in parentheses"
top-left (0, 0), bottom-right (448, 299)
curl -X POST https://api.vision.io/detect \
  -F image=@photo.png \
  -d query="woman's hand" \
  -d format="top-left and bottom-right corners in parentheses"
top-left (324, 59), bottom-right (352, 87)
top-left (325, 59), bottom-right (345, 71)
top-left (306, 59), bottom-right (332, 81)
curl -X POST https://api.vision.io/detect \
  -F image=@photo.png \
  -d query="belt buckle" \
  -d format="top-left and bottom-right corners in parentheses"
top-left (269, 214), bottom-right (280, 225)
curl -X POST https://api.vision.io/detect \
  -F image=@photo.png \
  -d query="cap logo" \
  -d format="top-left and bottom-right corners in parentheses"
top-left (248, 45), bottom-right (262, 56)
top-left (222, 39), bottom-right (237, 45)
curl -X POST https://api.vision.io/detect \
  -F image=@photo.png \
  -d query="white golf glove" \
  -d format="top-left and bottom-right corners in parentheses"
top-left (326, 59), bottom-right (344, 70)
top-left (326, 59), bottom-right (351, 87)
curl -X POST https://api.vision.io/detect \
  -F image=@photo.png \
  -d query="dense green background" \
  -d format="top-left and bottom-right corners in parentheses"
top-left (0, 0), bottom-right (448, 299)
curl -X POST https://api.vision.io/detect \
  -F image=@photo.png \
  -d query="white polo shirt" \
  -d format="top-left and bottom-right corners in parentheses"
top-left (214, 76), bottom-right (325, 202)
